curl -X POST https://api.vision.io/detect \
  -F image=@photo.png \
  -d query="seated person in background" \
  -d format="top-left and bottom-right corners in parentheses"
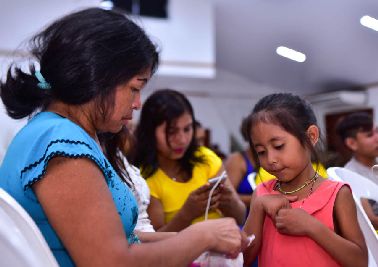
top-left (336, 112), bottom-right (378, 229)
top-left (0, 8), bottom-right (245, 267)
top-left (195, 120), bottom-right (208, 147)
top-left (133, 89), bottom-right (246, 232)
top-left (225, 116), bottom-right (257, 207)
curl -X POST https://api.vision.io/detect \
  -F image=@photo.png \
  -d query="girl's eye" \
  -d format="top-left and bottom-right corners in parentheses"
top-left (275, 144), bottom-right (284, 150)
top-left (183, 126), bottom-right (192, 133)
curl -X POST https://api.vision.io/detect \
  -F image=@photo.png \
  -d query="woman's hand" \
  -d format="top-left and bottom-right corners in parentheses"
top-left (195, 218), bottom-right (245, 257)
top-left (275, 208), bottom-right (315, 236)
top-left (181, 184), bottom-right (214, 219)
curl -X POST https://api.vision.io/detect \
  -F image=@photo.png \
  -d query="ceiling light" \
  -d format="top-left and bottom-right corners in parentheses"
top-left (276, 46), bottom-right (306, 63)
top-left (100, 0), bottom-right (114, 10)
top-left (360, 15), bottom-right (378, 31)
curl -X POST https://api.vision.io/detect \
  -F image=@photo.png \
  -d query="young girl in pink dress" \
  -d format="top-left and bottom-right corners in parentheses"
top-left (243, 93), bottom-right (368, 267)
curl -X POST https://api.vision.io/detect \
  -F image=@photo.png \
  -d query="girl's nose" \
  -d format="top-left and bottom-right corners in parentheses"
top-left (267, 152), bottom-right (278, 166)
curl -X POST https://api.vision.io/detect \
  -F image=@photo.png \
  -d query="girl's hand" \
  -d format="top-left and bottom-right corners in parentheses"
top-left (275, 208), bottom-right (315, 236)
top-left (258, 194), bottom-right (298, 219)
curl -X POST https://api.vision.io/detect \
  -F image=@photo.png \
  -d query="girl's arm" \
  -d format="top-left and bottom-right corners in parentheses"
top-left (307, 186), bottom-right (368, 267)
top-left (34, 157), bottom-right (244, 267)
top-left (242, 192), bottom-right (266, 266)
top-left (243, 192), bottom-right (297, 266)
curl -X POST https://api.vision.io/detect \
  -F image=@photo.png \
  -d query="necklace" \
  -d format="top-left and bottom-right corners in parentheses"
top-left (299, 175), bottom-right (318, 208)
top-left (274, 172), bottom-right (319, 195)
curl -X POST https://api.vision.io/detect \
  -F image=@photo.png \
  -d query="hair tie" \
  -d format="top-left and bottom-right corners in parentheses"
top-left (35, 71), bottom-right (51, 90)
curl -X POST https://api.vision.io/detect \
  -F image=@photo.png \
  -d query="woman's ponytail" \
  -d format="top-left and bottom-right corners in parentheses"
top-left (1, 65), bottom-right (50, 119)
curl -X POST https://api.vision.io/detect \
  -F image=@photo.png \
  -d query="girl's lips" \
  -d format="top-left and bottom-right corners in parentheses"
top-left (173, 148), bottom-right (184, 154)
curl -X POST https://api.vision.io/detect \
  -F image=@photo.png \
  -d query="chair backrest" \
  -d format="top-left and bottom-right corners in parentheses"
top-left (327, 167), bottom-right (378, 202)
top-left (0, 188), bottom-right (59, 267)
top-left (327, 167), bottom-right (378, 267)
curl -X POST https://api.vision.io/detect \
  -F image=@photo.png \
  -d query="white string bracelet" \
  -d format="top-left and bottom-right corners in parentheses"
top-left (205, 171), bottom-right (226, 221)
top-left (247, 234), bottom-right (256, 247)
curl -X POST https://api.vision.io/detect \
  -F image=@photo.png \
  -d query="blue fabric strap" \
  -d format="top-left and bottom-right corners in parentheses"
top-left (35, 71), bottom-right (51, 90)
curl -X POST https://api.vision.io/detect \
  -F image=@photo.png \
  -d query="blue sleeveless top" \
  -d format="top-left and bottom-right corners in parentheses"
top-left (237, 152), bottom-right (255, 195)
top-left (0, 112), bottom-right (139, 267)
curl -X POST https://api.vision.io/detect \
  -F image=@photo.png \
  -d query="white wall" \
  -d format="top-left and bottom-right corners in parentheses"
top-left (136, 0), bottom-right (215, 78)
top-left (308, 91), bottom-right (371, 145)
top-left (367, 86), bottom-right (378, 124)
top-left (0, 0), bottom-right (276, 156)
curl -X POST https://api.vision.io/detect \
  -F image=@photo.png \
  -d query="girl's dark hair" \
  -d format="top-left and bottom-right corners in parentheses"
top-left (1, 8), bottom-right (158, 119)
top-left (133, 89), bottom-right (204, 178)
top-left (98, 128), bottom-right (134, 188)
top-left (247, 93), bottom-right (321, 166)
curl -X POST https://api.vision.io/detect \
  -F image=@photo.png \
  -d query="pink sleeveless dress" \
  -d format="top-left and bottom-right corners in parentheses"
top-left (256, 179), bottom-right (348, 267)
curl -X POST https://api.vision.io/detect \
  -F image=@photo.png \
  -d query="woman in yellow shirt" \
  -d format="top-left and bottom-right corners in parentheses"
top-left (133, 89), bottom-right (246, 232)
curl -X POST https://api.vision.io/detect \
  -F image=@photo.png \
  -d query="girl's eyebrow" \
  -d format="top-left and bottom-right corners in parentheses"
top-left (254, 136), bottom-right (285, 147)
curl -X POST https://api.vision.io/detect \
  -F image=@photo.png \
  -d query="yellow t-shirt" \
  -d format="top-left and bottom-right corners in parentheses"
top-left (147, 146), bottom-right (223, 224)
top-left (255, 162), bottom-right (328, 186)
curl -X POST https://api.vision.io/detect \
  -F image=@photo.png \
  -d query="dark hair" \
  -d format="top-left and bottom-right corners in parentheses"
top-left (133, 89), bottom-right (204, 178)
top-left (98, 128), bottom-right (134, 188)
top-left (240, 116), bottom-right (251, 142)
top-left (1, 8), bottom-right (158, 120)
top-left (248, 93), bottom-right (320, 164)
top-left (336, 112), bottom-right (373, 143)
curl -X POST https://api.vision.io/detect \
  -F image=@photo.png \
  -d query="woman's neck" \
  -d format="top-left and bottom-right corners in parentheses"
top-left (46, 101), bottom-right (97, 140)
top-left (157, 154), bottom-right (188, 181)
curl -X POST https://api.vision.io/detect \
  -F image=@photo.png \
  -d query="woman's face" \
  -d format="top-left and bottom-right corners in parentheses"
top-left (98, 70), bottom-right (150, 133)
top-left (155, 112), bottom-right (194, 160)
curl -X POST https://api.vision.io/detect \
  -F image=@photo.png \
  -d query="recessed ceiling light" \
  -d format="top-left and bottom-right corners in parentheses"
top-left (276, 46), bottom-right (306, 63)
top-left (100, 0), bottom-right (114, 10)
top-left (360, 15), bottom-right (378, 31)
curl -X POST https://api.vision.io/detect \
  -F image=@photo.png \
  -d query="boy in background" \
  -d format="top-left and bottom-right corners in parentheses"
top-left (336, 112), bottom-right (378, 229)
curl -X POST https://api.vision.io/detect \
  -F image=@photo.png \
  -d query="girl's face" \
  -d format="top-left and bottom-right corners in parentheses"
top-left (155, 112), bottom-right (194, 160)
top-left (98, 70), bottom-right (150, 133)
top-left (251, 121), bottom-right (312, 183)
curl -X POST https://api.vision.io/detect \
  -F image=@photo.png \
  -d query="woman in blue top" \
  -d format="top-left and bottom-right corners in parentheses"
top-left (0, 8), bottom-right (246, 267)
top-left (225, 116), bottom-right (257, 207)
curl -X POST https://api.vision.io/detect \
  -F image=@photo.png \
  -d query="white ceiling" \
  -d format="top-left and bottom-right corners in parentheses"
top-left (2, 0), bottom-right (378, 97)
top-left (214, 0), bottom-right (378, 95)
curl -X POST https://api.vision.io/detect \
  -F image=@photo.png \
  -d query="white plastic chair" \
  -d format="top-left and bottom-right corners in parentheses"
top-left (0, 188), bottom-right (59, 267)
top-left (247, 172), bottom-right (257, 191)
top-left (327, 167), bottom-right (378, 267)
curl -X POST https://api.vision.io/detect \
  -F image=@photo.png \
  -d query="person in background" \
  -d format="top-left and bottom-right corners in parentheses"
top-left (336, 112), bottom-right (378, 229)
top-left (195, 120), bottom-right (208, 147)
top-left (0, 8), bottom-right (245, 267)
top-left (225, 116), bottom-right (257, 208)
top-left (133, 89), bottom-right (246, 232)
top-left (243, 93), bottom-right (367, 267)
